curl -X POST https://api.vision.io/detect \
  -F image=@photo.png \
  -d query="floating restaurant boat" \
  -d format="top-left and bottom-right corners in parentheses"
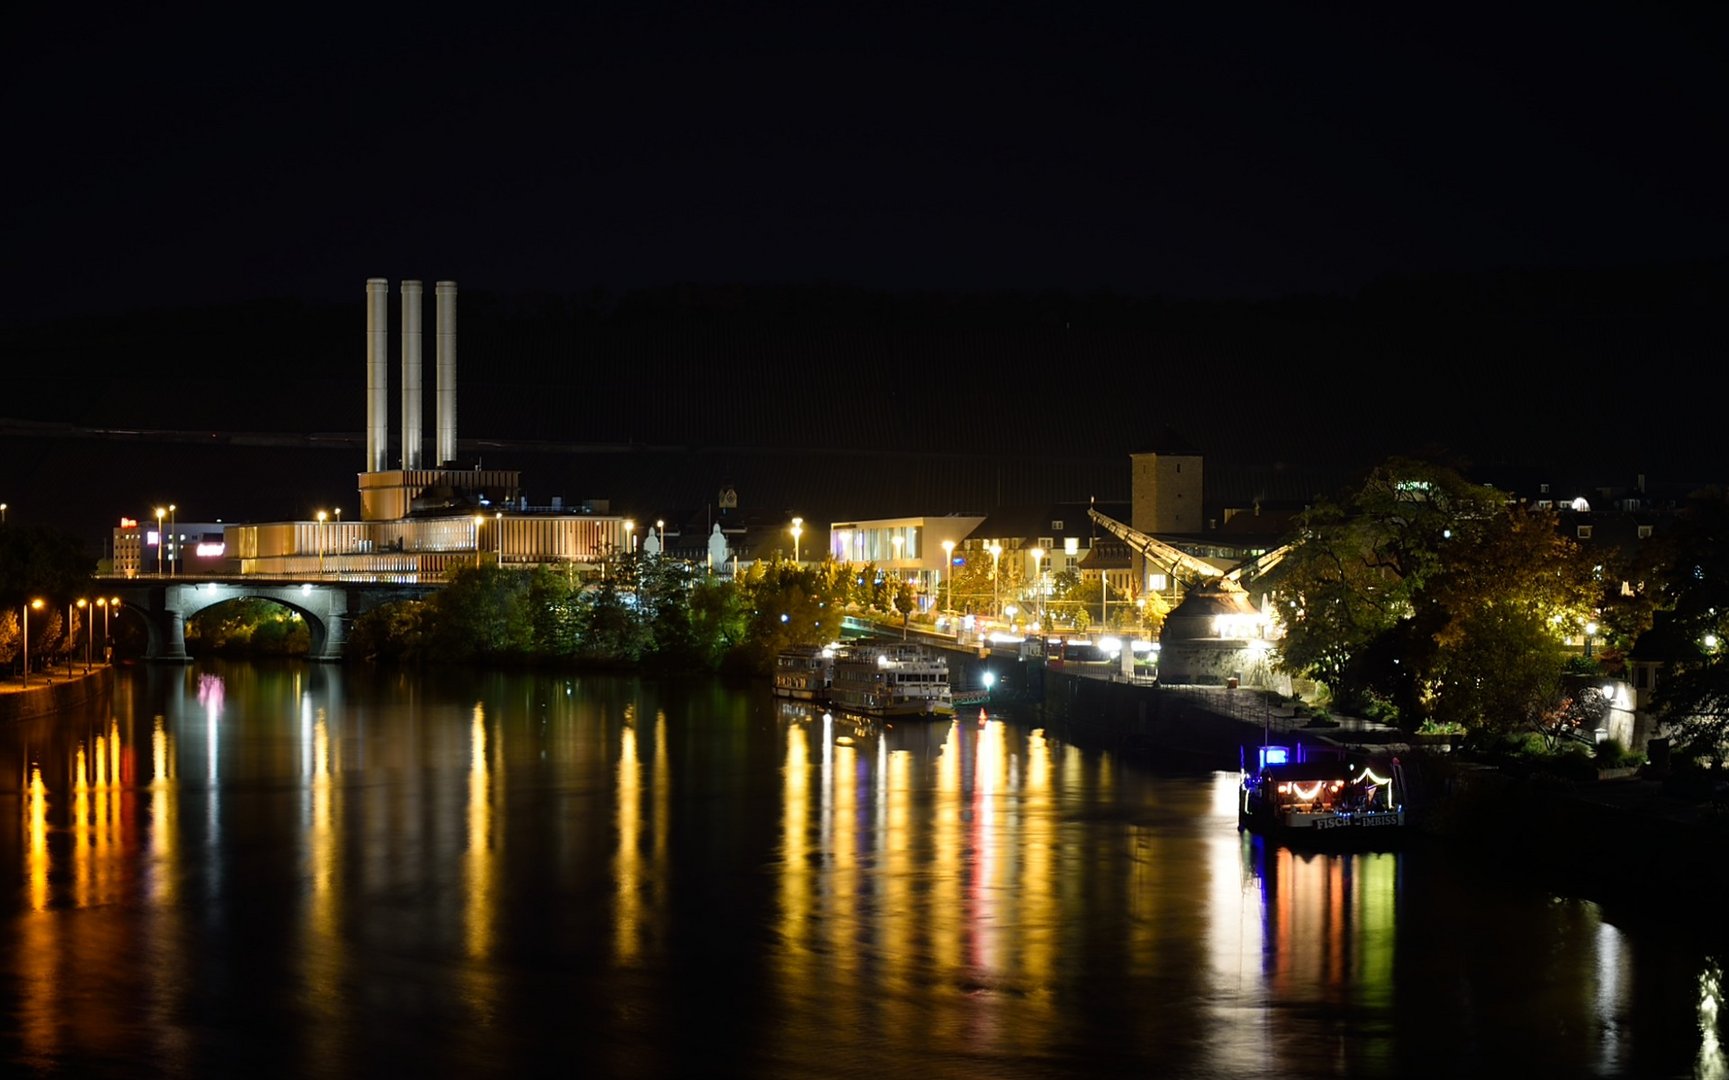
top-left (827, 642), bottom-right (955, 719)
top-left (772, 643), bottom-right (838, 702)
top-left (1238, 743), bottom-right (1406, 847)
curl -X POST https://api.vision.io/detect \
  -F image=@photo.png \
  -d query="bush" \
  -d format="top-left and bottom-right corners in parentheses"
top-left (1593, 737), bottom-right (1645, 770)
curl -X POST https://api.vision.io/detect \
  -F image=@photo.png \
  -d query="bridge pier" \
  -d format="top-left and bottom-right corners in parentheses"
top-left (157, 608), bottom-right (190, 663)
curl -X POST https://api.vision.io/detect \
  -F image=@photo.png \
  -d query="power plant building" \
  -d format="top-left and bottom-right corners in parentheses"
top-left (207, 279), bottom-right (634, 581)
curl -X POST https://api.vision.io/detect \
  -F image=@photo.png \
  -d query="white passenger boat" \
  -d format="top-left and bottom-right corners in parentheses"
top-left (827, 642), bottom-right (955, 719)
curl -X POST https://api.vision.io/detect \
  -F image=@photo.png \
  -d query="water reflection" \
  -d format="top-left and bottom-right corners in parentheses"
top-left (0, 664), bottom-right (1725, 1077)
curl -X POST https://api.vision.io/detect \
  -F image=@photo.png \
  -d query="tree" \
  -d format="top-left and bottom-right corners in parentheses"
top-left (428, 564), bottom-right (536, 662)
top-left (1647, 488), bottom-right (1729, 764)
top-left (1274, 457), bottom-right (1596, 732)
top-left (734, 561), bottom-right (845, 672)
top-left (346, 599), bottom-right (431, 662)
top-left (0, 524), bottom-right (97, 609)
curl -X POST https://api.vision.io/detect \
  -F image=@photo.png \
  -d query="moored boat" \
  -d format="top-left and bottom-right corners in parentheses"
top-left (773, 643), bottom-right (838, 702)
top-left (828, 642), bottom-right (955, 719)
top-left (1238, 743), bottom-right (1406, 847)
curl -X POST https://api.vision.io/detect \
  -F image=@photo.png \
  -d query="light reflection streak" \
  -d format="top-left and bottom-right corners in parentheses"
top-left (778, 717), bottom-right (812, 984)
top-left (27, 763), bottom-right (48, 912)
top-left (832, 719), bottom-right (859, 989)
top-left (615, 704), bottom-right (641, 963)
top-left (73, 745), bottom-right (91, 908)
top-left (1019, 726), bottom-right (1054, 1005)
top-left (466, 704), bottom-right (494, 962)
top-left (933, 714), bottom-right (962, 975)
top-left (1594, 920), bottom-right (1626, 1070)
top-left (20, 762), bottom-right (60, 1064)
top-left (149, 716), bottom-right (177, 904)
top-left (1700, 959), bottom-right (1727, 1080)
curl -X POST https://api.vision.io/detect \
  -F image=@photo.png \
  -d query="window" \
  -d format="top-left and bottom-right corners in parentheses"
top-left (1635, 666), bottom-right (1650, 690)
top-left (1050, 521), bottom-right (1063, 532)
top-left (1638, 525), bottom-right (1653, 539)
top-left (1577, 526), bottom-right (1593, 540)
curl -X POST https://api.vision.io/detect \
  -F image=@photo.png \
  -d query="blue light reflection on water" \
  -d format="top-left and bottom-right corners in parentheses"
top-left (0, 660), bottom-right (1722, 1078)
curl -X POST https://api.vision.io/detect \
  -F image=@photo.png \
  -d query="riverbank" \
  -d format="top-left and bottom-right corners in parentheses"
top-left (0, 665), bottom-right (115, 722)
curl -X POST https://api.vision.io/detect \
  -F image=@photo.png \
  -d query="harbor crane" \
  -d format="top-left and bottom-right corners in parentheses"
top-left (1086, 505), bottom-right (1293, 597)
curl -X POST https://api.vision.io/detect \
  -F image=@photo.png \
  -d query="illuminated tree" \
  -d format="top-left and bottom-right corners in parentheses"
top-left (1275, 457), bottom-right (1596, 731)
top-left (1647, 488), bottom-right (1729, 764)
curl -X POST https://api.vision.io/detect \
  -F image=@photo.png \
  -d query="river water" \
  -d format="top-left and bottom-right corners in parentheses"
top-left (0, 660), bottom-right (1723, 1079)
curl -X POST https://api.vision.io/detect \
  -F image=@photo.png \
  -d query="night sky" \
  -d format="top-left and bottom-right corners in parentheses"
top-left (3, 5), bottom-right (1726, 543)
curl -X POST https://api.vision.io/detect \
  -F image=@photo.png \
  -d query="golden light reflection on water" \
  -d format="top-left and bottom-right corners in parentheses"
top-left (615, 705), bottom-right (641, 964)
top-left (466, 704), bottom-right (492, 961)
top-left (613, 702), bottom-right (669, 969)
top-left (9, 672), bottom-right (1729, 1076)
top-left (149, 716), bottom-right (177, 904)
top-left (772, 712), bottom-right (1084, 1056)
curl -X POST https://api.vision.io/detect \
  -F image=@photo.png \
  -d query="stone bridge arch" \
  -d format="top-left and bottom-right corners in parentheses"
top-left (101, 579), bottom-right (436, 662)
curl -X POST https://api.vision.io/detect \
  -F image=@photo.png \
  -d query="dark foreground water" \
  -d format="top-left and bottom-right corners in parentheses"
top-left (1, 661), bottom-right (1725, 1079)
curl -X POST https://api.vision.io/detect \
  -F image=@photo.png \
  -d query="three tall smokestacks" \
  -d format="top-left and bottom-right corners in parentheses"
top-left (365, 278), bottom-right (457, 473)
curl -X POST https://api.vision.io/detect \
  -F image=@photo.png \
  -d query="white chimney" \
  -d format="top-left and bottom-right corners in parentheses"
top-left (436, 280), bottom-right (457, 466)
top-left (400, 280), bottom-right (423, 470)
top-left (365, 278), bottom-right (389, 473)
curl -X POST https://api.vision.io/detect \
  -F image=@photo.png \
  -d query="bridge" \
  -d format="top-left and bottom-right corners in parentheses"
top-left (95, 576), bottom-right (440, 662)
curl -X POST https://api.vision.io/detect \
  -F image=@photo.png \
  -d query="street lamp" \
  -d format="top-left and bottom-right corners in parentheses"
top-left (155, 507), bottom-right (167, 575)
top-left (624, 519), bottom-right (636, 553)
top-left (1585, 621), bottom-right (1599, 660)
top-left (77, 599), bottom-right (90, 673)
top-left (21, 599), bottom-right (42, 687)
top-left (66, 601), bottom-right (76, 677)
top-left (474, 514), bottom-right (486, 568)
top-left (791, 517), bottom-right (803, 564)
top-left (988, 542), bottom-right (1002, 620)
top-left (495, 511), bottom-right (503, 560)
top-left (1, 502), bottom-right (7, 525)
top-left (941, 540), bottom-right (955, 614)
top-left (656, 519), bottom-right (666, 558)
top-left (1030, 547), bottom-right (1045, 629)
top-left (317, 510), bottom-right (327, 576)
top-left (892, 533), bottom-right (903, 572)
top-left (96, 598), bottom-right (112, 663)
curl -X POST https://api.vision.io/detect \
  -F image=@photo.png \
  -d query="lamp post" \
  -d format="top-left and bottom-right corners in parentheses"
top-left (1030, 547), bottom-right (1045, 629)
top-left (791, 517), bottom-right (803, 564)
top-left (1585, 621), bottom-right (1598, 660)
top-left (21, 599), bottom-right (42, 687)
top-left (624, 519), bottom-right (635, 553)
top-left (474, 514), bottom-right (486, 569)
top-left (1, 503), bottom-right (7, 525)
top-left (65, 601), bottom-right (76, 677)
top-left (941, 540), bottom-right (955, 614)
top-left (97, 598), bottom-right (111, 663)
top-left (656, 519), bottom-right (665, 559)
top-left (988, 542), bottom-right (1002, 621)
top-left (77, 599), bottom-right (91, 673)
top-left (155, 507), bottom-right (167, 575)
top-left (495, 511), bottom-right (503, 561)
top-left (170, 504), bottom-right (176, 576)
top-left (317, 510), bottom-right (327, 576)
top-left (892, 533), bottom-right (903, 573)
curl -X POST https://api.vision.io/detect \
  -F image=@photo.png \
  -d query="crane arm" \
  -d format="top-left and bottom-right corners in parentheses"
top-left (1087, 507), bottom-right (1228, 589)
top-left (1223, 542), bottom-right (1294, 585)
